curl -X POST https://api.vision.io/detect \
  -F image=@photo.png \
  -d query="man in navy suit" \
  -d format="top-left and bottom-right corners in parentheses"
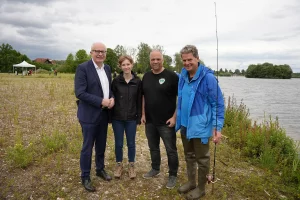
top-left (75, 42), bottom-right (114, 192)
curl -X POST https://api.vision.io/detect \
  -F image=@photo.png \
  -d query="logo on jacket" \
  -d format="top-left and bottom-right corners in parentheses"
top-left (159, 78), bottom-right (165, 84)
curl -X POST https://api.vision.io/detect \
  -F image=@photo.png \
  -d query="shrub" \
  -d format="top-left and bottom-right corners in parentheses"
top-left (6, 142), bottom-right (33, 168)
top-left (223, 96), bottom-right (300, 192)
top-left (41, 130), bottom-right (68, 154)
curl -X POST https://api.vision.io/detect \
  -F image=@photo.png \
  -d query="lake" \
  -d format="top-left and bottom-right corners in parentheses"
top-left (218, 76), bottom-right (300, 142)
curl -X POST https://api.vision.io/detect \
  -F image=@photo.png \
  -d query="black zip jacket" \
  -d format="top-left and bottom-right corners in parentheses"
top-left (111, 72), bottom-right (142, 124)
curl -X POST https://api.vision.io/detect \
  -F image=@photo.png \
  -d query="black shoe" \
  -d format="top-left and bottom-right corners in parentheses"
top-left (81, 178), bottom-right (95, 192)
top-left (96, 170), bottom-right (112, 181)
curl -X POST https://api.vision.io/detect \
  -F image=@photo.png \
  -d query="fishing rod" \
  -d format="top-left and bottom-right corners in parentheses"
top-left (212, 1), bottom-right (219, 194)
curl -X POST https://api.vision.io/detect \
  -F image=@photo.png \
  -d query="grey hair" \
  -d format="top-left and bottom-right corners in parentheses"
top-left (180, 45), bottom-right (199, 58)
top-left (91, 42), bottom-right (106, 50)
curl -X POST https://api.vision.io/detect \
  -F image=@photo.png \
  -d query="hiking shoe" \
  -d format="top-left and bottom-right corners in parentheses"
top-left (166, 176), bottom-right (177, 189)
top-left (114, 162), bottom-right (123, 178)
top-left (143, 169), bottom-right (160, 179)
top-left (128, 162), bottom-right (136, 179)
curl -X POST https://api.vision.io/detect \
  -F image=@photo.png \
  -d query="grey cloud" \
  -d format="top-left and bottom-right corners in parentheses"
top-left (221, 50), bottom-right (300, 62)
top-left (271, 1), bottom-right (300, 17)
top-left (256, 32), bottom-right (300, 42)
top-left (1, 38), bottom-right (69, 60)
top-left (283, 2), bottom-right (300, 14)
top-left (270, 13), bottom-right (287, 19)
top-left (3, 0), bottom-right (62, 5)
top-left (294, 26), bottom-right (300, 31)
top-left (0, 14), bottom-right (49, 29)
top-left (190, 37), bottom-right (216, 46)
top-left (268, 1), bottom-right (300, 21)
top-left (0, 2), bottom-right (74, 28)
top-left (0, 3), bottom-right (26, 13)
top-left (16, 28), bottom-right (55, 41)
top-left (93, 19), bottom-right (116, 26)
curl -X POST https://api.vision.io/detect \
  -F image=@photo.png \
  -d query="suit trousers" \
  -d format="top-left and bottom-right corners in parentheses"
top-left (79, 110), bottom-right (108, 178)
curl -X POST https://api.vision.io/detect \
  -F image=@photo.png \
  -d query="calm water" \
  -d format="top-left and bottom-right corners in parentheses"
top-left (218, 77), bottom-right (300, 141)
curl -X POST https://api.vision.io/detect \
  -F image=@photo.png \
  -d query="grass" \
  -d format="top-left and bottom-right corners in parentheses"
top-left (0, 73), bottom-right (299, 199)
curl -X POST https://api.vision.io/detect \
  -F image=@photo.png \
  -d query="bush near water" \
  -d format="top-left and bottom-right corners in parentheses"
top-left (245, 62), bottom-right (293, 79)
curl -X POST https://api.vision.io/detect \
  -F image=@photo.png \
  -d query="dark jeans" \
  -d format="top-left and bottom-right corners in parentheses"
top-left (112, 120), bottom-right (137, 162)
top-left (145, 123), bottom-right (179, 177)
top-left (79, 111), bottom-right (108, 178)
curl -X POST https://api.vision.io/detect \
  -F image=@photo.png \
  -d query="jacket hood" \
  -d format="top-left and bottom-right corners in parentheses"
top-left (180, 63), bottom-right (214, 81)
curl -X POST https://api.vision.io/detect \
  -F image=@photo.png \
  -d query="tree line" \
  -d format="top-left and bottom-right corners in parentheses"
top-left (0, 43), bottom-right (186, 74)
top-left (245, 62), bottom-right (293, 79)
top-left (59, 43), bottom-right (185, 74)
top-left (0, 42), bottom-right (242, 75)
top-left (0, 43), bottom-right (296, 78)
top-left (0, 44), bottom-right (30, 72)
top-left (215, 68), bottom-right (246, 76)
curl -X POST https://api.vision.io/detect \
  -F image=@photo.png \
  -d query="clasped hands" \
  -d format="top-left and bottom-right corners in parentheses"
top-left (101, 98), bottom-right (115, 109)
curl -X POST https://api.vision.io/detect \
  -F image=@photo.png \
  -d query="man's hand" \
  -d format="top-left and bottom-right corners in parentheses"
top-left (101, 98), bottom-right (110, 107)
top-left (213, 129), bottom-right (222, 144)
top-left (141, 114), bottom-right (146, 124)
top-left (166, 116), bottom-right (176, 127)
top-left (108, 98), bottom-right (115, 109)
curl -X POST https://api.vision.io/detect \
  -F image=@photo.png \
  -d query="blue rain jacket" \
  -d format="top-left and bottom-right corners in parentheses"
top-left (175, 64), bottom-right (225, 143)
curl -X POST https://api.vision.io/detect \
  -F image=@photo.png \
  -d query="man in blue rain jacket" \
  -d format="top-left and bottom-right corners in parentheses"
top-left (175, 45), bottom-right (224, 200)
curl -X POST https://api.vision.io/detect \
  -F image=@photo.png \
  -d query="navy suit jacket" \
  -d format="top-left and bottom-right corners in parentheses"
top-left (75, 59), bottom-right (113, 124)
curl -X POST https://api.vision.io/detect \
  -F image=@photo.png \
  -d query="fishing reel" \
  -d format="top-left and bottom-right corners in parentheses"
top-left (206, 174), bottom-right (220, 184)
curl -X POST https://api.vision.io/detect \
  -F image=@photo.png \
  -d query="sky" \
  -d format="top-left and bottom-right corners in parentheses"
top-left (0, 0), bottom-right (299, 72)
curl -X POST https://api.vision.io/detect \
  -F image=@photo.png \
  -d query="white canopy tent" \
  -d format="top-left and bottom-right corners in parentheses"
top-left (13, 61), bottom-right (36, 75)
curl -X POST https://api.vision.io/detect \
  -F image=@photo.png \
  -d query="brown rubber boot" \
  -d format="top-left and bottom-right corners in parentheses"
top-left (177, 159), bottom-right (197, 194)
top-left (186, 186), bottom-right (205, 200)
top-left (185, 165), bottom-right (207, 199)
top-left (186, 145), bottom-right (210, 199)
top-left (114, 162), bottom-right (123, 178)
top-left (128, 162), bottom-right (136, 179)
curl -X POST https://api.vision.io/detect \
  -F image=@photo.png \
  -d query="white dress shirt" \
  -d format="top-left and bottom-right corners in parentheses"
top-left (92, 59), bottom-right (109, 99)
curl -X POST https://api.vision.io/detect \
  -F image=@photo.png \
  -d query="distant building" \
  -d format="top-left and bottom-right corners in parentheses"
top-left (33, 58), bottom-right (56, 64)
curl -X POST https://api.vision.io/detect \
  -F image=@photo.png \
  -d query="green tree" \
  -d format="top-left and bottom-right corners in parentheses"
top-left (199, 59), bottom-right (205, 65)
top-left (241, 69), bottom-right (245, 75)
top-left (245, 63), bottom-right (293, 79)
top-left (174, 53), bottom-right (183, 73)
top-left (0, 43), bottom-right (30, 72)
top-left (65, 53), bottom-right (75, 72)
top-left (127, 47), bottom-right (137, 61)
top-left (163, 54), bottom-right (173, 71)
top-left (114, 45), bottom-right (127, 58)
top-left (234, 69), bottom-right (241, 75)
top-left (152, 45), bottom-right (165, 54)
top-left (75, 49), bottom-right (89, 65)
top-left (136, 42), bottom-right (152, 73)
top-left (105, 48), bottom-right (118, 73)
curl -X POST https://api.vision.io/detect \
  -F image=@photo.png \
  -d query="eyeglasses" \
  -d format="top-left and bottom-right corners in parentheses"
top-left (92, 50), bottom-right (107, 54)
